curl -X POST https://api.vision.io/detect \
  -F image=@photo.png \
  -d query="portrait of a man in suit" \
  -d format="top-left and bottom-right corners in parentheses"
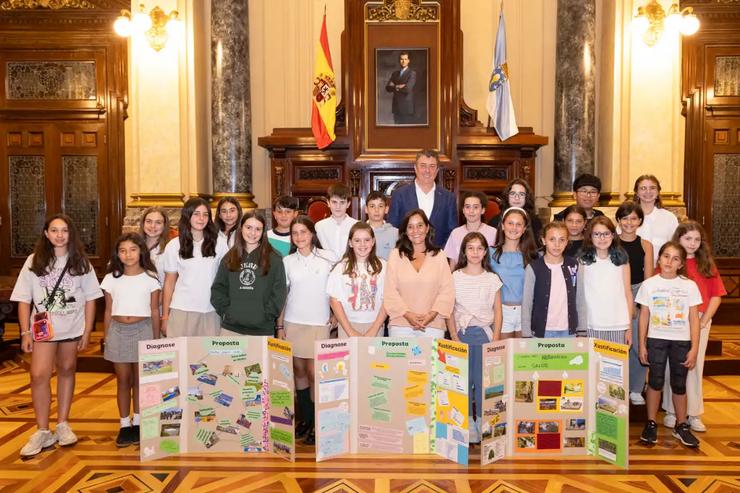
top-left (376, 48), bottom-right (428, 126)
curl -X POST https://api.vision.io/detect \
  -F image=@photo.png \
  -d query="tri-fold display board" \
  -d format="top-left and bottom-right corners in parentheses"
top-left (137, 336), bottom-right (295, 462)
top-left (315, 337), bottom-right (629, 467)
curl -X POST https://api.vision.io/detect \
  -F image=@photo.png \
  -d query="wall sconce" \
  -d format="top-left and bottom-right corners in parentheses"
top-left (114, 3), bottom-right (183, 51)
top-left (633, 1), bottom-right (699, 46)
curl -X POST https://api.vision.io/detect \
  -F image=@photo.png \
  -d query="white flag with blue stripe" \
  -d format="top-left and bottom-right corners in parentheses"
top-left (486, 7), bottom-right (518, 141)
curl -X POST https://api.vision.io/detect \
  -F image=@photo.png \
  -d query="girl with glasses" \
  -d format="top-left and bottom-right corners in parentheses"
top-left (488, 179), bottom-right (543, 240)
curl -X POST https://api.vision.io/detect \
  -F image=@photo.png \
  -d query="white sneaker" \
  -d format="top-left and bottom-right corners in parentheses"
top-left (688, 416), bottom-right (707, 432)
top-left (469, 417), bottom-right (480, 444)
top-left (630, 392), bottom-right (646, 405)
top-left (20, 429), bottom-right (57, 458)
top-left (663, 412), bottom-right (677, 429)
top-left (55, 422), bottom-right (78, 446)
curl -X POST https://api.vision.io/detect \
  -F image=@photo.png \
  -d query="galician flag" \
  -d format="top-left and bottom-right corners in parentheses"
top-left (486, 5), bottom-right (518, 141)
top-left (311, 11), bottom-right (336, 149)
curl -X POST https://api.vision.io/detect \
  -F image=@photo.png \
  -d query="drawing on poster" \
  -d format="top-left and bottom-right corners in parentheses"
top-left (608, 383), bottom-right (626, 400)
top-left (160, 407), bottom-right (182, 420)
top-left (484, 384), bottom-right (504, 399)
top-left (197, 373), bottom-right (217, 385)
top-left (162, 386), bottom-right (180, 401)
top-left (517, 420), bottom-right (535, 434)
top-left (187, 387), bottom-right (203, 400)
top-left (562, 380), bottom-right (584, 395)
top-left (566, 418), bottom-right (586, 430)
top-left (564, 436), bottom-right (585, 448)
top-left (560, 396), bottom-right (583, 412)
top-left (537, 397), bottom-right (558, 411)
top-left (597, 396), bottom-right (618, 414)
top-left (517, 435), bottom-right (536, 448)
top-left (538, 421), bottom-right (559, 433)
top-left (160, 423), bottom-right (180, 437)
top-left (493, 423), bottom-right (506, 437)
top-left (598, 438), bottom-right (617, 461)
top-left (515, 381), bottom-right (534, 402)
top-left (143, 359), bottom-right (174, 376)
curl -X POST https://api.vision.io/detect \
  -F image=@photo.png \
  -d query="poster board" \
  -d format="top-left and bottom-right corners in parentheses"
top-left (480, 338), bottom-right (629, 468)
top-left (138, 337), bottom-right (295, 462)
top-left (315, 337), bottom-right (469, 464)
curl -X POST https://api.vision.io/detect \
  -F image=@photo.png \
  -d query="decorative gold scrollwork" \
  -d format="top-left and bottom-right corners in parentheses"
top-left (367, 0), bottom-right (439, 22)
top-left (0, 0), bottom-right (95, 9)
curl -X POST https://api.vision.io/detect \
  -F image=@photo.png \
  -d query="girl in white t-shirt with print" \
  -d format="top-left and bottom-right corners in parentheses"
top-left (162, 198), bottom-right (228, 337)
top-left (11, 214), bottom-right (103, 458)
top-left (637, 241), bottom-right (702, 449)
top-left (278, 215), bottom-right (338, 446)
top-left (101, 233), bottom-right (161, 448)
top-left (448, 232), bottom-right (503, 443)
top-left (327, 222), bottom-right (387, 338)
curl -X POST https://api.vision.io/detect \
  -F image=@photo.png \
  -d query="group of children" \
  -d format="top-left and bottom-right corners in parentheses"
top-left (11, 174), bottom-right (725, 458)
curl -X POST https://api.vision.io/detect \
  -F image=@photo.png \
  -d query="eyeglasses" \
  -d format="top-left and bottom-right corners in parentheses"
top-left (592, 232), bottom-right (613, 239)
top-left (577, 190), bottom-right (599, 197)
top-left (508, 191), bottom-right (527, 198)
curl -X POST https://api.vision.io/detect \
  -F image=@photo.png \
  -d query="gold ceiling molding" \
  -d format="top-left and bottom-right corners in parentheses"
top-left (0, 0), bottom-right (95, 9)
top-left (367, 0), bottom-right (439, 22)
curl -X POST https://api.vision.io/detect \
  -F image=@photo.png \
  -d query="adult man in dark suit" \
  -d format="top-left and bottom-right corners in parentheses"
top-left (385, 51), bottom-right (417, 124)
top-left (388, 149), bottom-right (458, 248)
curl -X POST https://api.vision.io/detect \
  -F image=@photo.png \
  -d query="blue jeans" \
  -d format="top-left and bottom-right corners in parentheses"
top-left (544, 330), bottom-right (571, 338)
top-left (628, 284), bottom-right (647, 394)
top-left (457, 326), bottom-right (491, 419)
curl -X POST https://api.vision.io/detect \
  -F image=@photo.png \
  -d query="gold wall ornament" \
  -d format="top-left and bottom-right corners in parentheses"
top-left (367, 0), bottom-right (439, 22)
top-left (633, 1), bottom-right (700, 46)
top-left (0, 0), bottom-right (94, 9)
top-left (113, 3), bottom-right (182, 51)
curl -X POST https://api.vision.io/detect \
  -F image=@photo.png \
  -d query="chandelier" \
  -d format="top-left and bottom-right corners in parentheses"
top-left (113, 3), bottom-right (183, 52)
top-left (633, 0), bottom-right (700, 47)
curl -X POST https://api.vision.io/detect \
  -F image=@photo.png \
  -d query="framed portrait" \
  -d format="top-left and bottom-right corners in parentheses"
top-left (375, 48), bottom-right (428, 127)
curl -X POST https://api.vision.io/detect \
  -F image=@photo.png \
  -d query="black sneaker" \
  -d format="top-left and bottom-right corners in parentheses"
top-left (131, 425), bottom-right (140, 445)
top-left (640, 420), bottom-right (658, 444)
top-left (673, 422), bottom-right (700, 448)
top-left (115, 426), bottom-right (134, 448)
top-left (304, 427), bottom-right (315, 446)
top-left (295, 421), bottom-right (310, 439)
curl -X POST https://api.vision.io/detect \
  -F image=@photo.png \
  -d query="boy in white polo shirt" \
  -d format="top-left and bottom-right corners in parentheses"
top-left (315, 183), bottom-right (358, 259)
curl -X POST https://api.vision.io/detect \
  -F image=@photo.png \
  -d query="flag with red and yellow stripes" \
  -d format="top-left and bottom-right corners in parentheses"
top-left (311, 12), bottom-right (336, 149)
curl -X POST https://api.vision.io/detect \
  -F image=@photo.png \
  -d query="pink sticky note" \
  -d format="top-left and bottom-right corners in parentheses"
top-left (140, 384), bottom-right (162, 408)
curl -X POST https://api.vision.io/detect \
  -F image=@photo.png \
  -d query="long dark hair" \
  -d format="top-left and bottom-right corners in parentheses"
top-left (226, 212), bottom-right (276, 276)
top-left (178, 197), bottom-right (218, 259)
top-left (672, 220), bottom-right (716, 278)
top-left (108, 233), bottom-right (158, 279)
top-left (455, 232), bottom-right (494, 273)
top-left (341, 222), bottom-right (383, 276)
top-left (491, 208), bottom-right (537, 266)
top-left (289, 215), bottom-right (321, 254)
top-left (31, 213), bottom-right (91, 276)
top-left (215, 197), bottom-right (243, 243)
top-left (397, 209), bottom-right (441, 260)
top-left (579, 216), bottom-right (628, 266)
top-left (139, 206), bottom-right (169, 255)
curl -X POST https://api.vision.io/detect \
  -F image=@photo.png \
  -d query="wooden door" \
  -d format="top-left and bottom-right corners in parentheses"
top-left (0, 121), bottom-right (109, 274)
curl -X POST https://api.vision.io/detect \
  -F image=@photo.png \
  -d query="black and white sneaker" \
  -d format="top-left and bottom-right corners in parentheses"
top-left (640, 420), bottom-right (658, 444)
top-left (131, 425), bottom-right (140, 445)
top-left (115, 426), bottom-right (134, 448)
top-left (673, 422), bottom-right (700, 448)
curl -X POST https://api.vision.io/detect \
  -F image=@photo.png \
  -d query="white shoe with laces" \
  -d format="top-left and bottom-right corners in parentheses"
top-left (630, 392), bottom-right (646, 405)
top-left (663, 412), bottom-right (677, 429)
top-left (20, 429), bottom-right (57, 458)
top-left (688, 416), bottom-right (707, 432)
top-left (55, 422), bottom-right (78, 446)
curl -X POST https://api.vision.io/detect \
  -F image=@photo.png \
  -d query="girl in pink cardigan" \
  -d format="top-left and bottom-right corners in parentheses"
top-left (383, 209), bottom-right (455, 339)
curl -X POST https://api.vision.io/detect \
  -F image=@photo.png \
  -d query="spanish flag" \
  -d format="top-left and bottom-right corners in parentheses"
top-left (311, 11), bottom-right (336, 149)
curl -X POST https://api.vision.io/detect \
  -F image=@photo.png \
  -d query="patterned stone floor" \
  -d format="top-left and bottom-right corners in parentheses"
top-left (1, 357), bottom-right (739, 492)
